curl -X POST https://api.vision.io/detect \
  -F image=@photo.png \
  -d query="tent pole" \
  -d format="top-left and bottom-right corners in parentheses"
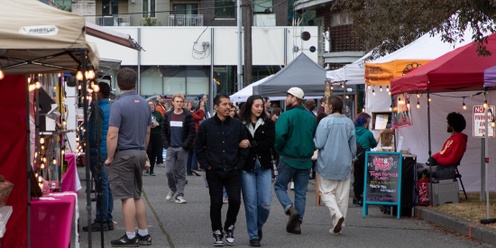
top-left (81, 51), bottom-right (93, 248)
top-left (26, 75), bottom-right (32, 248)
top-left (427, 90), bottom-right (433, 207)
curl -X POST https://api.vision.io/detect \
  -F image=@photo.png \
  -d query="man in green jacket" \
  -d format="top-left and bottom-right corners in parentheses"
top-left (274, 87), bottom-right (317, 235)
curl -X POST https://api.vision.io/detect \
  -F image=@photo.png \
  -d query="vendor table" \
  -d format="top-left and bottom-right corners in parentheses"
top-left (31, 193), bottom-right (77, 248)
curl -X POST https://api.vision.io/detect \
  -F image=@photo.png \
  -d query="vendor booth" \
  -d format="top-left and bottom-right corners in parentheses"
top-left (390, 32), bottom-right (496, 194)
top-left (0, 0), bottom-right (99, 247)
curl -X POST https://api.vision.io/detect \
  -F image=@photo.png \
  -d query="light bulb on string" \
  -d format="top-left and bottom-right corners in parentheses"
top-left (52, 157), bottom-right (57, 164)
top-left (76, 70), bottom-right (83, 81)
top-left (386, 86), bottom-right (390, 92)
top-left (484, 100), bottom-right (488, 109)
top-left (416, 93), bottom-right (420, 99)
top-left (428, 97), bottom-right (431, 102)
top-left (416, 101), bottom-right (420, 109)
top-left (462, 97), bottom-right (467, 110)
top-left (40, 137), bottom-right (45, 144)
top-left (0, 68), bottom-right (4, 80)
top-left (380, 86), bottom-right (383, 92)
top-left (389, 105), bottom-right (392, 111)
top-left (341, 83), bottom-right (345, 88)
top-left (407, 100), bottom-right (410, 109)
top-left (367, 85), bottom-right (371, 90)
top-left (372, 88), bottom-right (376, 96)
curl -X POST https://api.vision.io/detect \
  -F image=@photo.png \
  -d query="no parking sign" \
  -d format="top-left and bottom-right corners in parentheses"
top-left (472, 105), bottom-right (495, 138)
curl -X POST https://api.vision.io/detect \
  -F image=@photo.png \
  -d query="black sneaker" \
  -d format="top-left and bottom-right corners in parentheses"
top-left (83, 222), bottom-right (108, 232)
top-left (249, 239), bottom-right (261, 247)
top-left (137, 233), bottom-right (152, 245)
top-left (213, 230), bottom-right (224, 247)
top-left (224, 225), bottom-right (235, 246)
top-left (258, 229), bottom-right (262, 241)
top-left (110, 234), bottom-right (138, 247)
top-left (107, 221), bottom-right (114, 230)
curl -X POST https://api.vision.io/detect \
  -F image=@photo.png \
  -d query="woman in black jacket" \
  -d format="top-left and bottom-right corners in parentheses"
top-left (238, 95), bottom-right (275, 247)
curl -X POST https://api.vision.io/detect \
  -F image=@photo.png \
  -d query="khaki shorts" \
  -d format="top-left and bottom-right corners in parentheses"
top-left (107, 149), bottom-right (147, 199)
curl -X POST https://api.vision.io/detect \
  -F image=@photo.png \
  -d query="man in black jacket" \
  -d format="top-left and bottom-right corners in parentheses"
top-left (195, 93), bottom-right (250, 247)
top-left (161, 93), bottom-right (196, 204)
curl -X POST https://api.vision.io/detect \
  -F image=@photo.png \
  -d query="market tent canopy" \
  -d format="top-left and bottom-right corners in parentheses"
top-left (230, 75), bottom-right (274, 103)
top-left (0, 0), bottom-right (99, 74)
top-left (364, 29), bottom-right (476, 86)
top-left (326, 51), bottom-right (371, 85)
top-left (390, 32), bottom-right (496, 95)
top-left (253, 53), bottom-right (326, 98)
top-left (484, 65), bottom-right (496, 88)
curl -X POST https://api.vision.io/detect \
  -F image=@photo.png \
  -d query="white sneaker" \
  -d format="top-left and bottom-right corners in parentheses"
top-left (223, 197), bottom-right (229, 204)
top-left (175, 196), bottom-right (187, 204)
top-left (166, 191), bottom-right (175, 201)
top-left (290, 182), bottom-right (294, 190)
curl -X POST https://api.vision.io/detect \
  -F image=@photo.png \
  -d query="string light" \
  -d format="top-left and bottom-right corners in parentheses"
top-left (416, 101), bottom-right (420, 109)
top-left (428, 97), bottom-right (431, 102)
top-left (372, 88), bottom-right (376, 96)
top-left (386, 86), bottom-right (390, 92)
top-left (407, 100), bottom-right (410, 109)
top-left (76, 70), bottom-right (83, 81)
top-left (0, 67), bottom-right (4, 80)
top-left (484, 100), bottom-right (488, 109)
top-left (380, 86), bottom-right (383, 92)
top-left (367, 85), bottom-right (371, 90)
top-left (462, 97), bottom-right (467, 110)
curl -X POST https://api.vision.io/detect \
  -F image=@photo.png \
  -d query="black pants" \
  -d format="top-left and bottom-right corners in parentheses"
top-left (206, 169), bottom-right (241, 232)
top-left (146, 133), bottom-right (162, 173)
top-left (353, 160), bottom-right (365, 201)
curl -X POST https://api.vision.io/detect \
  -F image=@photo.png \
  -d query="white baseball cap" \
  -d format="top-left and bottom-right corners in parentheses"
top-left (287, 87), bottom-right (304, 99)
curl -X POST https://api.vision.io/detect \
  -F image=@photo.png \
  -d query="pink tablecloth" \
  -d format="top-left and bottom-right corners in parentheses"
top-left (31, 194), bottom-right (75, 248)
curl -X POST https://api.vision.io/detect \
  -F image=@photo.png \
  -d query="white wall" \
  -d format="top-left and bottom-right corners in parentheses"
top-left (86, 26), bottom-right (319, 66)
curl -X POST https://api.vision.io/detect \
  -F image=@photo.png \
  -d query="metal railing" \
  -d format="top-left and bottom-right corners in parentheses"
top-left (168, 14), bottom-right (204, 26)
top-left (95, 15), bottom-right (131, 26)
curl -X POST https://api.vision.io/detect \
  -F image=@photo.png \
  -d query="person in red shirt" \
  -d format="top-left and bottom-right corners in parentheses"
top-left (428, 112), bottom-right (467, 179)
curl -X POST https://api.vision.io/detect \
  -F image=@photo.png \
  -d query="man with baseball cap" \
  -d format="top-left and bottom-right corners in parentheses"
top-left (274, 87), bottom-right (317, 234)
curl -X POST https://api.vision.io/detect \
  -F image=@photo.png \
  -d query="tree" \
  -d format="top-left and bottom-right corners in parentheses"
top-left (334, 0), bottom-right (496, 56)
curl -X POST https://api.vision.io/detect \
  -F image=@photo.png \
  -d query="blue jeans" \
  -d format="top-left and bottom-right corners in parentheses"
top-left (241, 162), bottom-right (272, 240)
top-left (274, 160), bottom-right (310, 222)
top-left (90, 152), bottom-right (113, 222)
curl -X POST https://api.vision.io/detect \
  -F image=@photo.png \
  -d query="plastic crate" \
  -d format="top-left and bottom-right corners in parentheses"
top-left (429, 179), bottom-right (459, 206)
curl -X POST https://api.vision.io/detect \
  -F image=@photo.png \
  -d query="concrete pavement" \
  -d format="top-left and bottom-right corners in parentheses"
top-left (73, 166), bottom-right (495, 248)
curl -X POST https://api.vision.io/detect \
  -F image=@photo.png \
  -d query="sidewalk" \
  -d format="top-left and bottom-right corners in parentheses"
top-left (73, 165), bottom-right (496, 247)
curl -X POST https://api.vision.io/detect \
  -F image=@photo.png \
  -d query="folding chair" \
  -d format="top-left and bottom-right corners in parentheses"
top-left (454, 166), bottom-right (468, 200)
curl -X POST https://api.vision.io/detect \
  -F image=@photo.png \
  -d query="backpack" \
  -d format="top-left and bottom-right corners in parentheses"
top-left (356, 142), bottom-right (366, 165)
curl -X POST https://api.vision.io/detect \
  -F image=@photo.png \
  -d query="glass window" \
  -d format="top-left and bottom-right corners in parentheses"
top-left (141, 67), bottom-right (162, 96)
top-left (173, 3), bottom-right (199, 15)
top-left (187, 68), bottom-right (209, 95)
top-left (253, 0), bottom-right (273, 14)
top-left (143, 0), bottom-right (156, 18)
top-left (331, 12), bottom-right (353, 27)
top-left (215, 0), bottom-right (235, 18)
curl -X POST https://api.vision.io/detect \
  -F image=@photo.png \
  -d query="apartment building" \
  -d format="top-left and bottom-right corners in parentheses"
top-left (61, 0), bottom-right (322, 102)
top-left (294, 0), bottom-right (365, 70)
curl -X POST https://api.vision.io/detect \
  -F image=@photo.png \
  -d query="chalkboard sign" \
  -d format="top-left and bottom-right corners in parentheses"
top-left (362, 151), bottom-right (403, 219)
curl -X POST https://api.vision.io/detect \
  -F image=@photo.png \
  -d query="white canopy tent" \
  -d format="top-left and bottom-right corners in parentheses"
top-left (326, 51), bottom-right (372, 85)
top-left (230, 75), bottom-right (274, 103)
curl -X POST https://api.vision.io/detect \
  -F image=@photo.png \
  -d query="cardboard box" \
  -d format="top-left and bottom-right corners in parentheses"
top-left (429, 179), bottom-right (460, 206)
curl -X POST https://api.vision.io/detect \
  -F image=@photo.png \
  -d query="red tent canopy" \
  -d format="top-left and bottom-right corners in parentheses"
top-left (391, 33), bottom-right (496, 95)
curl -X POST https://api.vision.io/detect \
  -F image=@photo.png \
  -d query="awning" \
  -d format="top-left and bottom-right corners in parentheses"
top-left (85, 22), bottom-right (141, 51)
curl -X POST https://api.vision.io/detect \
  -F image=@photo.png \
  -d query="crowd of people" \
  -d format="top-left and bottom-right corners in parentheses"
top-left (85, 67), bottom-right (467, 247)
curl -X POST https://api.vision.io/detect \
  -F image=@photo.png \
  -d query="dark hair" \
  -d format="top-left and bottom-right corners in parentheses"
top-left (316, 112), bottom-right (327, 124)
top-left (116, 68), bottom-right (137, 91)
top-left (229, 103), bottom-right (239, 119)
top-left (327, 96), bottom-right (343, 114)
top-left (98, 82), bottom-right (111, 98)
top-left (271, 107), bottom-right (282, 117)
top-left (354, 112), bottom-right (371, 127)
top-left (240, 95), bottom-right (267, 122)
top-left (447, 112), bottom-right (466, 132)
top-left (213, 93), bottom-right (230, 106)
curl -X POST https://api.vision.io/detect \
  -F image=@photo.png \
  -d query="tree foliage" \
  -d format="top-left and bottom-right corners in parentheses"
top-left (334, 0), bottom-right (496, 56)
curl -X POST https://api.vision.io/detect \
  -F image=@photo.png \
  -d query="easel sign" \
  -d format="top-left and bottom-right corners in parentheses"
top-left (362, 151), bottom-right (403, 219)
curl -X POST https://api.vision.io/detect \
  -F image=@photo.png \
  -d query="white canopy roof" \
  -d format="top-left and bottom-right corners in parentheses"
top-left (0, 0), bottom-right (99, 74)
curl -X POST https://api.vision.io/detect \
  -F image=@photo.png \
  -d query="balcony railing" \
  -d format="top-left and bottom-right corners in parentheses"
top-left (95, 15), bottom-right (131, 26)
top-left (168, 14), bottom-right (204, 26)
